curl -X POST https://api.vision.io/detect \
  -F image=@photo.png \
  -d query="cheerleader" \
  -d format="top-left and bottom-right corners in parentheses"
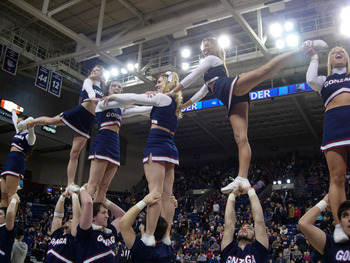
top-left (0, 110), bottom-right (35, 208)
top-left (170, 37), bottom-right (302, 194)
top-left (17, 65), bottom-right (105, 192)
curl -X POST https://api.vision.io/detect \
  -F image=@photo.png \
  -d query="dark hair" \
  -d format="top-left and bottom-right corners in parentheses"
top-left (141, 216), bottom-right (168, 241)
top-left (104, 79), bottom-right (122, 96)
top-left (93, 202), bottom-right (107, 217)
top-left (0, 207), bottom-right (7, 218)
top-left (337, 200), bottom-right (350, 220)
top-left (15, 228), bottom-right (24, 239)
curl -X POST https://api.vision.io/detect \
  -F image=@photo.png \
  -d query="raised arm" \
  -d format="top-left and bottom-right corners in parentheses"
top-left (51, 192), bottom-right (67, 233)
top-left (105, 93), bottom-right (172, 108)
top-left (6, 193), bottom-right (20, 231)
top-left (11, 110), bottom-right (19, 134)
top-left (71, 192), bottom-right (81, 236)
top-left (119, 192), bottom-right (161, 249)
top-left (172, 55), bottom-right (221, 93)
top-left (105, 199), bottom-right (125, 233)
top-left (248, 188), bottom-right (269, 249)
top-left (79, 185), bottom-right (93, 230)
top-left (221, 187), bottom-right (241, 250)
top-left (83, 79), bottom-right (97, 100)
top-left (303, 43), bottom-right (326, 92)
top-left (298, 195), bottom-right (328, 255)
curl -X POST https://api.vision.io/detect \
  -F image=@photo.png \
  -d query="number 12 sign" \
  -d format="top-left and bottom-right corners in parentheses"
top-left (48, 71), bottom-right (63, 97)
top-left (35, 65), bottom-right (50, 91)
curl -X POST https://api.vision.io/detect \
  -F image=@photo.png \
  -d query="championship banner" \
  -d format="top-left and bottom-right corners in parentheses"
top-left (35, 65), bottom-right (50, 91)
top-left (48, 71), bottom-right (63, 97)
top-left (2, 47), bottom-right (19, 76)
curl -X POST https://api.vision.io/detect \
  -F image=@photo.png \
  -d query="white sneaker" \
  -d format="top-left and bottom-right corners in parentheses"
top-left (162, 235), bottom-right (171, 245)
top-left (141, 234), bottom-right (156, 247)
top-left (221, 177), bottom-right (251, 194)
top-left (17, 117), bottom-right (34, 131)
top-left (65, 183), bottom-right (81, 194)
top-left (302, 39), bottom-right (329, 53)
top-left (334, 224), bottom-right (349, 243)
top-left (221, 177), bottom-right (236, 194)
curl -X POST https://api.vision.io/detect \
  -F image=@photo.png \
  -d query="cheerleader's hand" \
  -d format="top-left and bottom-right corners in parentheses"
top-left (145, 91), bottom-right (157, 97)
top-left (302, 40), bottom-right (317, 57)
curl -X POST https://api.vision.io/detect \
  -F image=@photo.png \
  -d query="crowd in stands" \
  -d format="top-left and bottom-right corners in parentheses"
top-left (4, 151), bottom-right (350, 262)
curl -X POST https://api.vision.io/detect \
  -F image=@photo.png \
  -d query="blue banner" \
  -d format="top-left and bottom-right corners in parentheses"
top-left (48, 72), bottom-right (63, 97)
top-left (2, 47), bottom-right (19, 76)
top-left (35, 65), bottom-right (50, 91)
top-left (182, 83), bottom-right (313, 112)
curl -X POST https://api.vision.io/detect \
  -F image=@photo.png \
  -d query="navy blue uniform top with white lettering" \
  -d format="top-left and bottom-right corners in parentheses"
top-left (203, 64), bottom-right (227, 84)
top-left (323, 233), bottom-right (350, 262)
top-left (220, 240), bottom-right (269, 263)
top-left (11, 132), bottom-right (32, 155)
top-left (75, 224), bottom-right (118, 263)
top-left (321, 73), bottom-right (350, 107)
top-left (0, 224), bottom-right (15, 263)
top-left (150, 98), bottom-right (178, 133)
top-left (46, 228), bottom-right (76, 263)
top-left (130, 236), bottom-right (174, 263)
top-left (80, 83), bottom-right (104, 103)
top-left (96, 108), bottom-right (122, 129)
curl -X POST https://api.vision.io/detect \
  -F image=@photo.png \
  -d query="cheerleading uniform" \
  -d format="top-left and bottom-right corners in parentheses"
top-left (60, 79), bottom-right (104, 138)
top-left (220, 240), bottom-right (269, 263)
top-left (130, 236), bottom-right (174, 263)
top-left (106, 92), bottom-right (179, 165)
top-left (180, 55), bottom-right (249, 116)
top-left (0, 223), bottom-right (15, 263)
top-left (75, 224), bottom-right (118, 263)
top-left (88, 101), bottom-right (122, 166)
top-left (46, 228), bottom-right (76, 263)
top-left (1, 111), bottom-right (36, 179)
top-left (323, 233), bottom-right (350, 262)
top-left (306, 59), bottom-right (350, 151)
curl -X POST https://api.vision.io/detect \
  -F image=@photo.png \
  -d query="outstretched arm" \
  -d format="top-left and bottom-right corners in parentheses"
top-left (79, 184), bottom-right (93, 230)
top-left (119, 192), bottom-right (161, 249)
top-left (105, 93), bottom-right (172, 108)
top-left (11, 110), bottom-right (19, 134)
top-left (221, 187), bottom-right (242, 250)
top-left (51, 192), bottom-right (67, 233)
top-left (71, 192), bottom-right (81, 237)
top-left (122, 106), bottom-right (153, 118)
top-left (248, 188), bottom-right (269, 249)
top-left (83, 79), bottom-right (97, 100)
top-left (235, 47), bottom-right (303, 96)
top-left (181, 84), bottom-right (209, 109)
top-left (105, 199), bottom-right (125, 233)
top-left (6, 193), bottom-right (20, 231)
top-left (298, 195), bottom-right (328, 255)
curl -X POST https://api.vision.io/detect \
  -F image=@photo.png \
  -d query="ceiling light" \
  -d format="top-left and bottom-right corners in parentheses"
top-left (270, 23), bottom-right (283, 38)
top-left (218, 35), bottom-right (230, 48)
top-left (127, 63), bottom-right (135, 71)
top-left (111, 68), bottom-right (119, 76)
top-left (286, 179), bottom-right (291, 184)
top-left (341, 6), bottom-right (350, 21)
top-left (278, 180), bottom-right (282, 185)
top-left (340, 21), bottom-right (350, 36)
top-left (121, 68), bottom-right (127, 74)
top-left (182, 62), bottom-right (189, 70)
top-left (286, 33), bottom-right (299, 47)
top-left (284, 21), bottom-right (294, 32)
top-left (275, 39), bottom-right (285, 49)
top-left (181, 48), bottom-right (191, 58)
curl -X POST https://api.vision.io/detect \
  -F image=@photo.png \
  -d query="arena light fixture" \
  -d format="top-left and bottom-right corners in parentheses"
top-left (127, 63), bottom-right (135, 71)
top-left (341, 6), bottom-right (350, 21)
top-left (286, 179), bottom-right (291, 184)
top-left (284, 21), bottom-right (294, 32)
top-left (275, 39), bottom-right (285, 49)
top-left (278, 180), bottom-right (282, 185)
top-left (182, 62), bottom-right (190, 70)
top-left (286, 33), bottom-right (299, 47)
top-left (218, 35), bottom-right (230, 49)
top-left (121, 68), bottom-right (128, 74)
top-left (111, 68), bottom-right (119, 76)
top-left (103, 71), bottom-right (110, 81)
top-left (340, 21), bottom-right (350, 36)
top-left (181, 48), bottom-right (191, 58)
top-left (134, 63), bottom-right (139, 70)
top-left (273, 181), bottom-right (277, 185)
top-left (270, 23), bottom-right (283, 38)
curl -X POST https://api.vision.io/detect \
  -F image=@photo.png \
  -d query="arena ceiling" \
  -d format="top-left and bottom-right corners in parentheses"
top-left (0, 0), bottom-right (346, 160)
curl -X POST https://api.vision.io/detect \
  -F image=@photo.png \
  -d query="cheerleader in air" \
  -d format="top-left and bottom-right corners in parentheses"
top-left (1, 109), bottom-right (35, 208)
top-left (170, 37), bottom-right (303, 194)
top-left (17, 65), bottom-right (105, 192)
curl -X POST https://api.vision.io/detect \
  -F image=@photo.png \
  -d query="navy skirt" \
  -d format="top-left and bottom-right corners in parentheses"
top-left (1, 151), bottom-right (25, 179)
top-left (213, 76), bottom-right (250, 116)
top-left (321, 105), bottom-right (350, 151)
top-left (143, 129), bottom-right (179, 165)
top-left (60, 105), bottom-right (95, 138)
top-left (88, 129), bottom-right (120, 166)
